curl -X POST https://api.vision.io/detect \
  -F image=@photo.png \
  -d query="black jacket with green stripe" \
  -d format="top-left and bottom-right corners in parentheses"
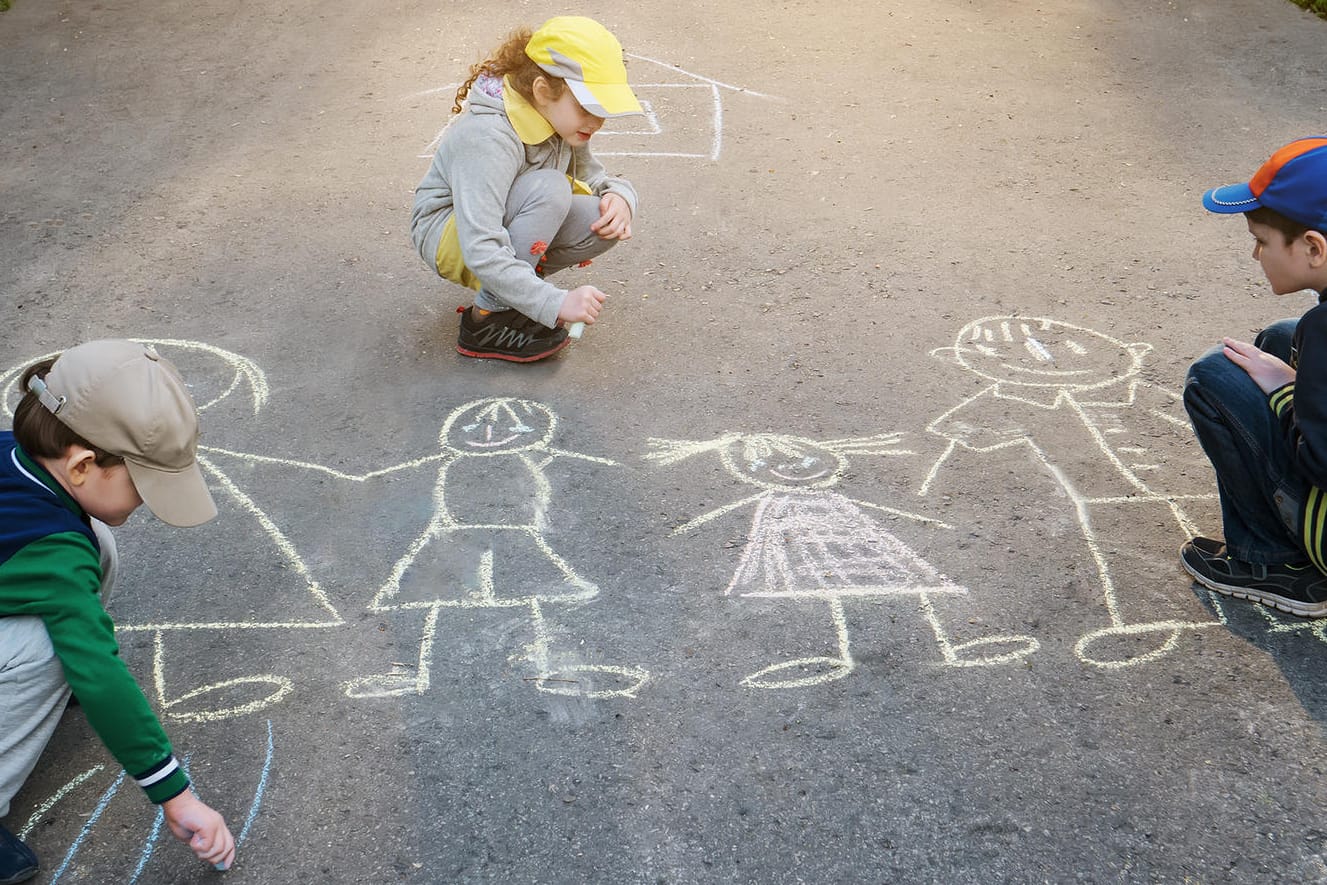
top-left (0, 432), bottom-right (188, 803)
top-left (1270, 290), bottom-right (1327, 570)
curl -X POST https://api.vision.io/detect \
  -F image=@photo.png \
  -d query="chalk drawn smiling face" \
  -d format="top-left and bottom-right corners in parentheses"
top-left (720, 434), bottom-right (844, 491)
top-left (441, 398), bottom-right (556, 454)
top-left (946, 317), bottom-right (1150, 391)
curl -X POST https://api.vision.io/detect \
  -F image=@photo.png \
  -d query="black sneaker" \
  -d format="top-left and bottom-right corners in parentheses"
top-left (0, 824), bottom-right (38, 885)
top-left (456, 307), bottom-right (569, 362)
top-left (1180, 536), bottom-right (1327, 617)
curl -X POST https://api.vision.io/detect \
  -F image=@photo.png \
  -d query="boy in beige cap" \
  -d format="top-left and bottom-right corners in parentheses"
top-left (0, 340), bottom-right (234, 882)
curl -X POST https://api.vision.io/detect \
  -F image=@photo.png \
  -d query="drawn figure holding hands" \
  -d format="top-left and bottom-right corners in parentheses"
top-left (647, 431), bottom-right (1039, 689)
top-left (923, 316), bottom-right (1222, 668)
top-left (345, 397), bottom-right (649, 699)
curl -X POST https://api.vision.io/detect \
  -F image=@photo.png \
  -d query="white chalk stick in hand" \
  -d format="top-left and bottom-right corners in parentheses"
top-left (567, 322), bottom-right (585, 340)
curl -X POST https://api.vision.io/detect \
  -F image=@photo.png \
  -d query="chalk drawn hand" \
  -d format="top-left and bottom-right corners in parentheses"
top-left (1222, 337), bottom-right (1295, 394)
top-left (162, 791), bottom-right (236, 871)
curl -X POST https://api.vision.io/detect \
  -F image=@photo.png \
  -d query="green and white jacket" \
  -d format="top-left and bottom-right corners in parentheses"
top-left (0, 432), bottom-right (187, 804)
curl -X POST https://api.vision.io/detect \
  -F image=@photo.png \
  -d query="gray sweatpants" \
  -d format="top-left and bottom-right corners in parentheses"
top-left (474, 168), bottom-right (622, 314)
top-left (0, 520), bottom-right (117, 819)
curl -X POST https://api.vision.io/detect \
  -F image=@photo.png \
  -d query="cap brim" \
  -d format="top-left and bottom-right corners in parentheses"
top-left (125, 459), bottom-right (218, 527)
top-left (567, 79), bottom-right (642, 118)
top-left (1203, 183), bottom-right (1260, 215)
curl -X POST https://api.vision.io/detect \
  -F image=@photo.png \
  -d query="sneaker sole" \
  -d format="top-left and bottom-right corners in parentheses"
top-left (1180, 553), bottom-right (1327, 618)
top-left (456, 336), bottom-right (571, 362)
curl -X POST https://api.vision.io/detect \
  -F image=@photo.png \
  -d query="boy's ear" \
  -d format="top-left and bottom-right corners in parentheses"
top-left (1305, 230), bottom-right (1327, 267)
top-left (63, 447), bottom-right (97, 488)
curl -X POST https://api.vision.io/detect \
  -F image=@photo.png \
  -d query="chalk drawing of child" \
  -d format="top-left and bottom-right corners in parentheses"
top-left (646, 432), bottom-right (1040, 688)
top-left (342, 396), bottom-right (650, 700)
top-left (922, 316), bottom-right (1222, 668)
top-left (1, 341), bottom-right (342, 723)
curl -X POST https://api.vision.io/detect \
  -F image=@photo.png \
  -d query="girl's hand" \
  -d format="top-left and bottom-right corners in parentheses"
top-left (1223, 337), bottom-right (1296, 394)
top-left (558, 285), bottom-right (608, 324)
top-left (591, 193), bottom-right (633, 240)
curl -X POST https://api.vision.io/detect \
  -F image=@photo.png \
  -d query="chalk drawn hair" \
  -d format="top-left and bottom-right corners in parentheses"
top-left (439, 396), bottom-right (557, 452)
top-left (931, 315), bottom-right (1152, 392)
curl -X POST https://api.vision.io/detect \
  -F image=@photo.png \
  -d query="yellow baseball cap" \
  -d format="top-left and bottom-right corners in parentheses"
top-left (32, 339), bottom-right (217, 527)
top-left (525, 16), bottom-right (642, 118)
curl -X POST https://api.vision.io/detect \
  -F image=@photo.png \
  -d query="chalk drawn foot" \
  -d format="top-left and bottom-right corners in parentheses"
top-left (1074, 620), bottom-right (1220, 669)
top-left (341, 672), bottom-right (424, 699)
top-left (534, 664), bottom-right (650, 698)
top-left (941, 634), bottom-right (1040, 668)
top-left (163, 676), bottom-right (294, 723)
top-left (742, 656), bottom-right (853, 689)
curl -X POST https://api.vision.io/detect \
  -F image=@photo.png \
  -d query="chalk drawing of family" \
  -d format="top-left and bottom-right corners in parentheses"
top-left (0, 316), bottom-right (1273, 715)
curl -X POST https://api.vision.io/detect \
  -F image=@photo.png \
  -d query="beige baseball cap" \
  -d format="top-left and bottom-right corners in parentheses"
top-left (31, 339), bottom-right (217, 527)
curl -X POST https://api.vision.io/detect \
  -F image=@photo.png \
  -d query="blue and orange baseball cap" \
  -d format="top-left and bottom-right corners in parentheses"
top-left (525, 16), bottom-right (642, 118)
top-left (1203, 137), bottom-right (1327, 231)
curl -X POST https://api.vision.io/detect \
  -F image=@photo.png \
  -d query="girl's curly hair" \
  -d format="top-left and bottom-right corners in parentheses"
top-left (452, 27), bottom-right (565, 114)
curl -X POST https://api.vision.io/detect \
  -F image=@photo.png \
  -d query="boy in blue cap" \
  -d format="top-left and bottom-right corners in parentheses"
top-left (1182, 137), bottom-right (1327, 617)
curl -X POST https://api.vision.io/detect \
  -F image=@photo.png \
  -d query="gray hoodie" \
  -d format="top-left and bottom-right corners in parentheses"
top-left (410, 77), bottom-right (639, 328)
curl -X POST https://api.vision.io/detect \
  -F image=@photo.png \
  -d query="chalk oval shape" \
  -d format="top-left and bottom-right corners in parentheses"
top-left (534, 664), bottom-right (649, 698)
top-left (944, 634), bottom-right (1040, 667)
top-left (163, 676), bottom-right (294, 723)
top-left (741, 656), bottom-right (852, 689)
top-left (1074, 621), bottom-right (1206, 669)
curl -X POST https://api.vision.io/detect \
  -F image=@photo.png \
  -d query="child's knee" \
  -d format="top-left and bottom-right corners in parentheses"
top-left (0, 617), bottom-right (63, 685)
top-left (506, 169), bottom-right (574, 220)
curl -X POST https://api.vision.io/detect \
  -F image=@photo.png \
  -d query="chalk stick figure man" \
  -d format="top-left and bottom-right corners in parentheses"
top-left (1, 341), bottom-right (340, 723)
top-left (922, 316), bottom-right (1222, 667)
top-left (344, 396), bottom-right (649, 699)
top-left (646, 431), bottom-right (1039, 688)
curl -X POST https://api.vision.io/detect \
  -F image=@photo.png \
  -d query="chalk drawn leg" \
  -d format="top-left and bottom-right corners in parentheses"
top-left (742, 598), bottom-right (855, 689)
top-left (343, 605), bottom-right (440, 698)
top-left (523, 599), bottom-right (650, 698)
top-left (152, 631), bottom-right (294, 723)
top-left (1071, 508), bottom-right (1224, 668)
top-left (919, 592), bottom-right (1040, 667)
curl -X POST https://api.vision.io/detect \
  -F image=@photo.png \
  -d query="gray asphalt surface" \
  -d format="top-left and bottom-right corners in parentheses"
top-left (4, 0), bottom-right (1327, 882)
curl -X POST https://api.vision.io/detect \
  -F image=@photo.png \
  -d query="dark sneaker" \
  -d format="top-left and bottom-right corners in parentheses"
top-left (1180, 536), bottom-right (1327, 618)
top-left (456, 307), bottom-right (569, 362)
top-left (0, 824), bottom-right (38, 885)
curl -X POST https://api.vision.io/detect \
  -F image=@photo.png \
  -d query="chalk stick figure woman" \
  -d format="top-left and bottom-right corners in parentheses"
top-left (922, 316), bottom-right (1222, 668)
top-left (344, 396), bottom-right (649, 699)
top-left (646, 432), bottom-right (1039, 688)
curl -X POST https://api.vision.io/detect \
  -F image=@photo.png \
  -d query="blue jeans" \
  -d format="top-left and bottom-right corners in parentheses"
top-left (1183, 318), bottom-right (1309, 564)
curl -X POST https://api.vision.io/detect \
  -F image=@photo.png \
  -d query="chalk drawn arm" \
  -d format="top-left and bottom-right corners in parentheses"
top-left (850, 497), bottom-right (953, 530)
top-left (669, 493), bottom-right (766, 536)
top-left (199, 445), bottom-right (449, 481)
top-left (536, 447), bottom-right (619, 470)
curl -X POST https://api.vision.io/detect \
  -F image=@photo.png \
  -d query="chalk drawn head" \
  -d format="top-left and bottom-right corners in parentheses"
top-left (932, 316), bottom-right (1151, 391)
top-left (441, 397), bottom-right (556, 454)
top-left (720, 434), bottom-right (844, 491)
top-left (1, 339), bottom-right (268, 421)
